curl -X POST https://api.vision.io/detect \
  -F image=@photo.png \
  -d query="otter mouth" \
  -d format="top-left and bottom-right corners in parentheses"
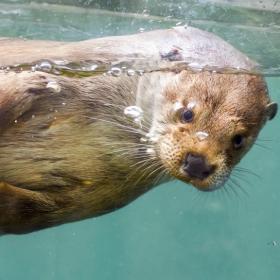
top-left (157, 141), bottom-right (230, 192)
top-left (179, 166), bottom-right (230, 192)
top-left (178, 153), bottom-right (230, 192)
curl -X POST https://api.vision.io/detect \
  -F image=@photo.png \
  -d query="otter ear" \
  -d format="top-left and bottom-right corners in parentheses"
top-left (266, 102), bottom-right (278, 120)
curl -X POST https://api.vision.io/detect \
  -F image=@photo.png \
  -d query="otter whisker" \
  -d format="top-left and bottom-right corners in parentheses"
top-left (111, 149), bottom-right (147, 157)
top-left (138, 160), bottom-right (163, 178)
top-left (95, 143), bottom-right (150, 157)
top-left (95, 103), bottom-right (152, 131)
top-left (216, 186), bottom-right (224, 203)
top-left (99, 102), bottom-right (132, 112)
top-left (85, 116), bottom-right (147, 137)
top-left (116, 150), bottom-right (146, 157)
top-left (101, 143), bottom-right (154, 152)
top-left (229, 177), bottom-right (249, 197)
top-left (254, 142), bottom-right (271, 151)
top-left (152, 170), bottom-right (164, 186)
top-left (191, 188), bottom-right (208, 207)
top-left (152, 169), bottom-right (170, 186)
top-left (234, 167), bottom-right (261, 180)
top-left (220, 184), bottom-right (230, 202)
top-left (128, 162), bottom-right (154, 180)
top-left (115, 152), bottom-right (143, 159)
top-left (102, 141), bottom-right (151, 146)
top-left (132, 161), bottom-right (164, 186)
top-left (130, 157), bottom-right (157, 169)
top-left (108, 143), bottom-right (154, 151)
top-left (146, 164), bottom-right (165, 180)
top-left (108, 146), bottom-right (150, 156)
top-left (226, 181), bottom-right (241, 200)
top-left (126, 157), bottom-right (159, 183)
top-left (117, 152), bottom-right (154, 161)
top-left (256, 137), bottom-right (273, 143)
top-left (102, 110), bottom-right (151, 131)
top-left (231, 171), bottom-right (252, 187)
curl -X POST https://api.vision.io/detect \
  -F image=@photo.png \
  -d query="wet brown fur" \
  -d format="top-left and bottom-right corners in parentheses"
top-left (0, 28), bottom-right (276, 234)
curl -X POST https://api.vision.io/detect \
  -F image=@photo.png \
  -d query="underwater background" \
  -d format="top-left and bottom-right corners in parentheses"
top-left (0, 1), bottom-right (279, 279)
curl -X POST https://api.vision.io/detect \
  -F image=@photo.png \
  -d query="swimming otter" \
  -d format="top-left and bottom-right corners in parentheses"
top-left (0, 27), bottom-right (277, 234)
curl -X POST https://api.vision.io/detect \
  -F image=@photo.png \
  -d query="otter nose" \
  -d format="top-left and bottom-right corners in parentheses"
top-left (183, 153), bottom-right (214, 180)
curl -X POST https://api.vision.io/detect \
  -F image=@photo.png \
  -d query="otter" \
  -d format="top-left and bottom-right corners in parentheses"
top-left (0, 26), bottom-right (277, 234)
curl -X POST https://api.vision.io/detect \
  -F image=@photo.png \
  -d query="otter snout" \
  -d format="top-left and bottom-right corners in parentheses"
top-left (183, 153), bottom-right (215, 180)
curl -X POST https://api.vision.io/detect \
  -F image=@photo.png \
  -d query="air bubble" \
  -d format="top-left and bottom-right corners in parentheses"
top-left (127, 69), bottom-right (135, 76)
top-left (89, 64), bottom-right (98, 71)
top-left (124, 106), bottom-right (143, 119)
top-left (149, 135), bottom-right (159, 143)
top-left (81, 64), bottom-right (98, 71)
top-left (267, 240), bottom-right (278, 246)
top-left (136, 70), bottom-right (144, 76)
top-left (110, 67), bottom-right (122, 77)
top-left (38, 61), bottom-right (52, 72)
top-left (46, 81), bottom-right (61, 93)
top-left (196, 131), bottom-right (209, 141)
top-left (140, 137), bottom-right (148, 143)
top-left (53, 60), bottom-right (67, 66)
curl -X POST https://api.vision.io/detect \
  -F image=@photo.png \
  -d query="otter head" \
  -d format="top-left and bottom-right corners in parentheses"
top-left (154, 71), bottom-right (277, 191)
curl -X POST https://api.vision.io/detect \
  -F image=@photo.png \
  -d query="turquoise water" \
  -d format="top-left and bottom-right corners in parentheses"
top-left (0, 2), bottom-right (279, 280)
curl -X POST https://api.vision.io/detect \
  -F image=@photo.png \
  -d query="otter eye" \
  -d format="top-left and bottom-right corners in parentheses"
top-left (232, 134), bottom-right (244, 149)
top-left (181, 109), bottom-right (194, 123)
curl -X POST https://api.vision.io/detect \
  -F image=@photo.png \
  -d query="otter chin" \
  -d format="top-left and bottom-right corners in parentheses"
top-left (0, 27), bottom-right (277, 234)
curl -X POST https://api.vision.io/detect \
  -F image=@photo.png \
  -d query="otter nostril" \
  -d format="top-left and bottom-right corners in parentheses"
top-left (183, 153), bottom-right (214, 180)
top-left (202, 170), bottom-right (210, 177)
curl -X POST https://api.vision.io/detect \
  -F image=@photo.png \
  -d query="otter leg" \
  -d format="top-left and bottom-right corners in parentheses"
top-left (0, 182), bottom-right (58, 234)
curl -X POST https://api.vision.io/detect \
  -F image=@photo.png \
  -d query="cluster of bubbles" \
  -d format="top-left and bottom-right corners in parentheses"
top-left (107, 66), bottom-right (144, 77)
top-left (123, 105), bottom-right (143, 127)
top-left (0, 66), bottom-right (12, 73)
top-left (4, 60), bottom-right (146, 79)
top-left (123, 105), bottom-right (156, 155)
top-left (32, 61), bottom-right (53, 72)
top-left (21, 60), bottom-right (147, 79)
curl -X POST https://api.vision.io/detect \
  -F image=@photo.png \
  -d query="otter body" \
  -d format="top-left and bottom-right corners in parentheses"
top-left (0, 27), bottom-right (277, 234)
